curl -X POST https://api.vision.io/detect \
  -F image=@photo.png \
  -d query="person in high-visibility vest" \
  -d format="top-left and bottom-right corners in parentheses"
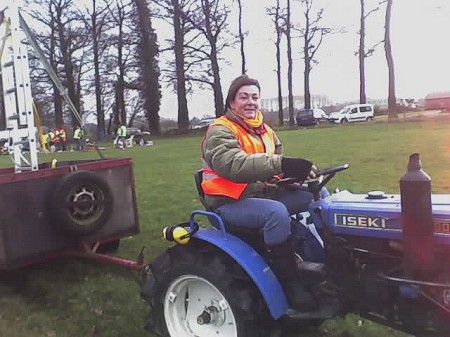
top-left (43, 132), bottom-right (51, 151)
top-left (59, 127), bottom-right (67, 151)
top-left (73, 126), bottom-right (84, 151)
top-left (53, 129), bottom-right (60, 151)
top-left (200, 75), bottom-right (323, 312)
top-left (116, 123), bottom-right (127, 150)
top-left (47, 130), bottom-right (56, 152)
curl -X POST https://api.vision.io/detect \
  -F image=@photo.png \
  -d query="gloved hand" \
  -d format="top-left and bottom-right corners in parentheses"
top-left (281, 157), bottom-right (313, 181)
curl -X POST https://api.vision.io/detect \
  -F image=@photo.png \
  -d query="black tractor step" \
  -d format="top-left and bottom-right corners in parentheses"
top-left (297, 261), bottom-right (326, 286)
top-left (297, 261), bottom-right (325, 274)
top-left (286, 296), bottom-right (342, 320)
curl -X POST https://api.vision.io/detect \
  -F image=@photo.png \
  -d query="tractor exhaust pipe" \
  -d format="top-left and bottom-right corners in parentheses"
top-left (400, 153), bottom-right (435, 276)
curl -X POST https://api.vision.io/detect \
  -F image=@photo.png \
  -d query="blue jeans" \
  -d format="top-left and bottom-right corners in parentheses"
top-left (76, 139), bottom-right (84, 151)
top-left (218, 188), bottom-right (318, 246)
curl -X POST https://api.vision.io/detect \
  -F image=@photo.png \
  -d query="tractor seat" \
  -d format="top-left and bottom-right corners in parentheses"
top-left (194, 170), bottom-right (265, 250)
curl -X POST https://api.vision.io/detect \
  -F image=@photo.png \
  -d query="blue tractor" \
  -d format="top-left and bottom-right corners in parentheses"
top-left (141, 154), bottom-right (450, 337)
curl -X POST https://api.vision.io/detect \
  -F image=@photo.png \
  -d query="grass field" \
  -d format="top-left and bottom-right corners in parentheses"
top-left (1, 118), bottom-right (450, 337)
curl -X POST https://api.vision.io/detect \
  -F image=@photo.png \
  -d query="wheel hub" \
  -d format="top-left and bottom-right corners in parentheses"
top-left (164, 274), bottom-right (238, 336)
top-left (196, 305), bottom-right (224, 326)
top-left (72, 188), bottom-right (96, 215)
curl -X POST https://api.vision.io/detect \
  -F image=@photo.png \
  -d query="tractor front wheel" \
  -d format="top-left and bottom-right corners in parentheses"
top-left (143, 241), bottom-right (277, 337)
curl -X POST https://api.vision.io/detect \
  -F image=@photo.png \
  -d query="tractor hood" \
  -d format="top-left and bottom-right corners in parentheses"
top-left (320, 190), bottom-right (450, 244)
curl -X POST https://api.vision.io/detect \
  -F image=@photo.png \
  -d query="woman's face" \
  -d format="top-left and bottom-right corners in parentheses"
top-left (230, 85), bottom-right (260, 119)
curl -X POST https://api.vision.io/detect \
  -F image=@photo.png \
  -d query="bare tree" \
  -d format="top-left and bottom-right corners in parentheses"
top-left (133, 0), bottom-right (161, 135)
top-left (151, 0), bottom-right (191, 130)
top-left (48, 9), bottom-right (64, 128)
top-left (358, 0), bottom-right (384, 104)
top-left (0, 10), bottom-right (3, 129)
top-left (286, 0), bottom-right (295, 126)
top-left (297, 0), bottom-right (331, 109)
top-left (107, 0), bottom-right (135, 129)
top-left (26, 1), bottom-right (65, 127)
top-left (267, 0), bottom-right (285, 126)
top-left (53, 0), bottom-right (88, 127)
top-left (183, 0), bottom-right (234, 117)
top-left (384, 0), bottom-right (397, 118)
top-left (236, 0), bottom-right (246, 74)
top-left (26, 0), bottom-right (89, 128)
top-left (80, 0), bottom-right (111, 139)
top-left (0, 72), bottom-right (4, 129)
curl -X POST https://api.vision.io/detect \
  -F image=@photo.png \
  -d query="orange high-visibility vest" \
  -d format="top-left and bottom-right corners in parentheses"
top-left (201, 116), bottom-right (276, 199)
top-left (59, 128), bottom-right (66, 141)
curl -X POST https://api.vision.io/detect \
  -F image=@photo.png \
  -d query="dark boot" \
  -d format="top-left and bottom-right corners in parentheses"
top-left (266, 237), bottom-right (317, 311)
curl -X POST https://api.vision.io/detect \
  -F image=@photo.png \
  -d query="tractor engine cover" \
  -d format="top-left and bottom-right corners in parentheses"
top-left (323, 190), bottom-right (450, 247)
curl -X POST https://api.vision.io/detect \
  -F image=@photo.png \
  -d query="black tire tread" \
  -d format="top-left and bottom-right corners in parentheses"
top-left (146, 240), bottom-right (277, 337)
top-left (48, 171), bottom-right (113, 235)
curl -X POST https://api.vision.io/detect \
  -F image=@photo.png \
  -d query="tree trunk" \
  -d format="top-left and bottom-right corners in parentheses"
top-left (211, 51), bottom-right (224, 117)
top-left (275, 1), bottom-right (283, 126)
top-left (359, 0), bottom-right (366, 104)
top-left (56, 20), bottom-right (80, 128)
top-left (49, 15), bottom-right (63, 128)
top-left (385, 0), bottom-right (397, 118)
top-left (116, 21), bottom-right (127, 126)
top-left (286, 0), bottom-right (294, 126)
top-left (237, 0), bottom-right (246, 74)
top-left (173, 0), bottom-right (189, 130)
top-left (0, 76), bottom-right (5, 129)
top-left (91, 0), bottom-right (105, 139)
top-left (134, 0), bottom-right (161, 135)
top-left (304, 30), bottom-right (311, 109)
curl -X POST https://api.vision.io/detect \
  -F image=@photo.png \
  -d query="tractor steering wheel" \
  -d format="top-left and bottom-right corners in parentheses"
top-left (276, 163), bottom-right (349, 199)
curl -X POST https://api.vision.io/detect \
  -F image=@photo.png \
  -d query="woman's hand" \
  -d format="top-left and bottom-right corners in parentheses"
top-left (308, 165), bottom-right (318, 179)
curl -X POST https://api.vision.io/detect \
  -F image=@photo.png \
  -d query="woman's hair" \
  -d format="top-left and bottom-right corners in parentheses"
top-left (225, 75), bottom-right (260, 110)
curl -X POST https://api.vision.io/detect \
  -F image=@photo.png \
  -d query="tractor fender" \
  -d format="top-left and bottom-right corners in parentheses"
top-left (194, 228), bottom-right (289, 319)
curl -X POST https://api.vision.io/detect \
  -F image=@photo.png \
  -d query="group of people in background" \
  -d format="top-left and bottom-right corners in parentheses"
top-left (1, 123), bottom-right (135, 155)
top-left (42, 126), bottom-right (84, 152)
top-left (40, 123), bottom-right (131, 153)
top-left (43, 127), bottom-right (68, 152)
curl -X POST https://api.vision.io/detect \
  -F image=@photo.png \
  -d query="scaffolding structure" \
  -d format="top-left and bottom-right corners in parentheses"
top-left (0, 0), bottom-right (84, 173)
top-left (0, 0), bottom-right (38, 172)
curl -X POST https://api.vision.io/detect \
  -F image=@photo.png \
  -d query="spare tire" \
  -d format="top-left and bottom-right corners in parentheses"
top-left (49, 171), bottom-right (113, 235)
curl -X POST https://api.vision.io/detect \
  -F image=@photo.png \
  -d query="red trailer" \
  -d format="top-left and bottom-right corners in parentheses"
top-left (0, 157), bottom-right (141, 270)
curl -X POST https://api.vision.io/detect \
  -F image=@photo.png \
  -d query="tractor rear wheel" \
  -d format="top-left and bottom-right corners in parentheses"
top-left (143, 241), bottom-right (278, 337)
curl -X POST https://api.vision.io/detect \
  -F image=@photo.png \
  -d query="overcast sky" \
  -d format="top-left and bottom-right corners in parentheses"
top-left (3, 0), bottom-right (450, 121)
top-left (155, 0), bottom-right (450, 119)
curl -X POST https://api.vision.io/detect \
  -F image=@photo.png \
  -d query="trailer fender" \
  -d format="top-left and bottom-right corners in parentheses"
top-left (193, 228), bottom-right (289, 319)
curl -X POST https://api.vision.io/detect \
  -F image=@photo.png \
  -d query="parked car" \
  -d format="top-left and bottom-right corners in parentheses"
top-left (126, 127), bottom-right (143, 137)
top-left (328, 104), bottom-right (374, 124)
top-left (192, 117), bottom-right (215, 130)
top-left (296, 108), bottom-right (328, 126)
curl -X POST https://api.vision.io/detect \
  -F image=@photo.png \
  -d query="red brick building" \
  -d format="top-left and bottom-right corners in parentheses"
top-left (424, 92), bottom-right (450, 110)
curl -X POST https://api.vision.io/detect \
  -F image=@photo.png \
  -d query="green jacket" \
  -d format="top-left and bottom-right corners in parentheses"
top-left (73, 128), bottom-right (84, 140)
top-left (117, 125), bottom-right (127, 137)
top-left (201, 110), bottom-right (285, 209)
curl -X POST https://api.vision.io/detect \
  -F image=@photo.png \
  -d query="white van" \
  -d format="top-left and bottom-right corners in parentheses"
top-left (328, 104), bottom-right (374, 124)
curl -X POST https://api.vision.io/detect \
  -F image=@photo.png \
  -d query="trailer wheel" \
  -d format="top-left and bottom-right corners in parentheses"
top-left (49, 171), bottom-right (113, 235)
top-left (143, 241), bottom-right (278, 337)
